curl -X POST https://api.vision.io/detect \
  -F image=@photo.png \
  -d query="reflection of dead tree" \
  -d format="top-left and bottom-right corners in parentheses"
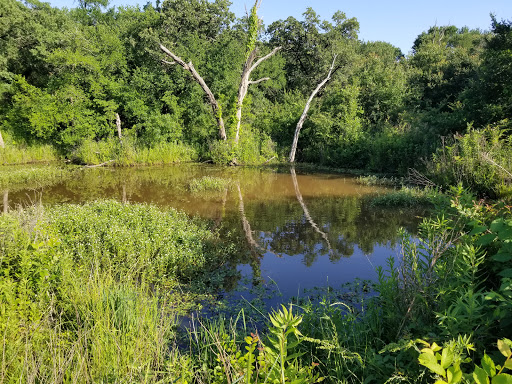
top-left (122, 184), bottom-right (127, 203)
top-left (3, 190), bottom-right (7, 214)
top-left (213, 187), bottom-right (229, 230)
top-left (290, 167), bottom-right (333, 254)
top-left (237, 184), bottom-right (281, 258)
top-left (237, 183), bottom-right (262, 251)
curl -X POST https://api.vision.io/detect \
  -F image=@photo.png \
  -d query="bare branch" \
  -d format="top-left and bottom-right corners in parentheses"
top-left (159, 43), bottom-right (226, 140)
top-left (249, 46), bottom-right (282, 73)
top-left (234, 46), bottom-right (282, 143)
top-left (161, 59), bottom-right (176, 65)
top-left (248, 77), bottom-right (270, 85)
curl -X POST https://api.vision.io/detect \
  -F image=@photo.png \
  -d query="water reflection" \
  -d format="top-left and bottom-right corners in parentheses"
top-left (3, 164), bottom-right (423, 300)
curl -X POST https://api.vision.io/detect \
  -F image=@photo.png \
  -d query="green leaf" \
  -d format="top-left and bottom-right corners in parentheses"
top-left (498, 340), bottom-right (512, 358)
top-left (499, 269), bottom-right (512, 278)
top-left (482, 354), bottom-right (497, 377)
top-left (493, 253), bottom-right (512, 263)
top-left (470, 226), bottom-right (488, 236)
top-left (447, 365), bottom-right (463, 384)
top-left (441, 347), bottom-right (455, 369)
top-left (474, 366), bottom-right (490, 384)
top-left (491, 219), bottom-right (507, 233)
top-left (477, 233), bottom-right (497, 246)
top-left (505, 360), bottom-right (512, 370)
top-left (492, 374), bottom-right (512, 384)
top-left (419, 352), bottom-right (446, 377)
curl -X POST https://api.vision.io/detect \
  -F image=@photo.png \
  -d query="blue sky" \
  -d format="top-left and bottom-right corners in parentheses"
top-left (48, 0), bottom-right (512, 54)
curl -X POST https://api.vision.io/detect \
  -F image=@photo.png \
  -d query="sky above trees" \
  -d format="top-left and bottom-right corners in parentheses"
top-left (47, 0), bottom-right (512, 54)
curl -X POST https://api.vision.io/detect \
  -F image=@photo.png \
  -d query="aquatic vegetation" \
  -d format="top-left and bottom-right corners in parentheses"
top-left (188, 175), bottom-right (232, 193)
top-left (367, 186), bottom-right (436, 208)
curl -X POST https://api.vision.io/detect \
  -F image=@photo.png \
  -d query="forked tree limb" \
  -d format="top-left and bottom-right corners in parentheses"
top-left (234, 46), bottom-right (281, 143)
top-left (160, 43), bottom-right (227, 140)
top-left (289, 55), bottom-right (337, 163)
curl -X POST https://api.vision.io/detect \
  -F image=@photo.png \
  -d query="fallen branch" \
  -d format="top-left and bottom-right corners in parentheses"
top-left (83, 160), bottom-right (115, 168)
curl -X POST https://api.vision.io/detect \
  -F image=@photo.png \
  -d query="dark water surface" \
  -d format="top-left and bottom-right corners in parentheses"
top-left (2, 164), bottom-right (422, 305)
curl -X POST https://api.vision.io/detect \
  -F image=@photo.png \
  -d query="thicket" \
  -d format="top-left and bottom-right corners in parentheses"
top-left (1, 1), bottom-right (511, 196)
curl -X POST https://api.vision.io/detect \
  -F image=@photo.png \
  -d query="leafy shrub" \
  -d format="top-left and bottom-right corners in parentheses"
top-left (426, 123), bottom-right (512, 198)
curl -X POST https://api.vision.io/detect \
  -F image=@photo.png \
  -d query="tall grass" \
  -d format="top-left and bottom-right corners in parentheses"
top-left (0, 144), bottom-right (58, 165)
top-left (73, 138), bottom-right (197, 166)
top-left (0, 166), bottom-right (77, 190)
top-left (0, 201), bottom-right (229, 383)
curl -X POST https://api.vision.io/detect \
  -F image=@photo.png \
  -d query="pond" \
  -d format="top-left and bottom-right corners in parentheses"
top-left (1, 164), bottom-right (422, 308)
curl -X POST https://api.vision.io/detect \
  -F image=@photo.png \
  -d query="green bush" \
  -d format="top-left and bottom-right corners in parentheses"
top-left (426, 123), bottom-right (512, 198)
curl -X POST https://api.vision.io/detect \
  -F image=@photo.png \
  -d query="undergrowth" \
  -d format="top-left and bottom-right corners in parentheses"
top-left (2, 187), bottom-right (512, 383)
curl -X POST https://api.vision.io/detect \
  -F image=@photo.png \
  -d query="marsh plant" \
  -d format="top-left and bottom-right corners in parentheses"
top-left (189, 176), bottom-right (232, 193)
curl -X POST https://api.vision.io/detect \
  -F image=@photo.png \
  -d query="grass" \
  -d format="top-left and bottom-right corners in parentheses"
top-left (188, 176), bottom-right (231, 193)
top-left (0, 144), bottom-right (58, 165)
top-left (0, 165), bottom-right (78, 191)
top-left (74, 138), bottom-right (198, 166)
top-left (367, 186), bottom-right (437, 208)
top-left (0, 200), bottom-right (233, 383)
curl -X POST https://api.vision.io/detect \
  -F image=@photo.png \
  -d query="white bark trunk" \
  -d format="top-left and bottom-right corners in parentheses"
top-left (116, 113), bottom-right (122, 140)
top-left (234, 46), bottom-right (281, 143)
top-left (289, 55), bottom-right (337, 163)
top-left (160, 44), bottom-right (227, 140)
top-left (0, 130), bottom-right (4, 148)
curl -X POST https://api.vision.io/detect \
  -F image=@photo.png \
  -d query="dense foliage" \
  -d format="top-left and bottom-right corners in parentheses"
top-left (0, 0), bottom-right (511, 196)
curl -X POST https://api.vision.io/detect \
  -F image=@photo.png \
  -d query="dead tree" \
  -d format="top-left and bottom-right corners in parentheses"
top-left (160, 44), bottom-right (227, 140)
top-left (289, 55), bottom-right (337, 163)
top-left (290, 167), bottom-right (333, 254)
top-left (233, 0), bottom-right (281, 144)
top-left (234, 46), bottom-right (281, 143)
top-left (116, 113), bottom-right (122, 141)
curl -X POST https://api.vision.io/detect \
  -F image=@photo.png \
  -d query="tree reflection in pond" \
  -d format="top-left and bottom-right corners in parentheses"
top-left (6, 164), bottom-right (424, 302)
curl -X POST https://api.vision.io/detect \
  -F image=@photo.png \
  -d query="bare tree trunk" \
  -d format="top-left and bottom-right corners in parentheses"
top-left (234, 46), bottom-right (281, 143)
top-left (3, 190), bottom-right (8, 214)
top-left (0, 130), bottom-right (4, 148)
top-left (160, 44), bottom-right (227, 140)
top-left (116, 113), bottom-right (122, 141)
top-left (290, 168), bottom-right (332, 254)
top-left (289, 55), bottom-right (337, 163)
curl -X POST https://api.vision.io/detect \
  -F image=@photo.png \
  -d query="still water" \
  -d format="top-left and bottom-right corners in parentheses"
top-left (2, 164), bottom-right (422, 304)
